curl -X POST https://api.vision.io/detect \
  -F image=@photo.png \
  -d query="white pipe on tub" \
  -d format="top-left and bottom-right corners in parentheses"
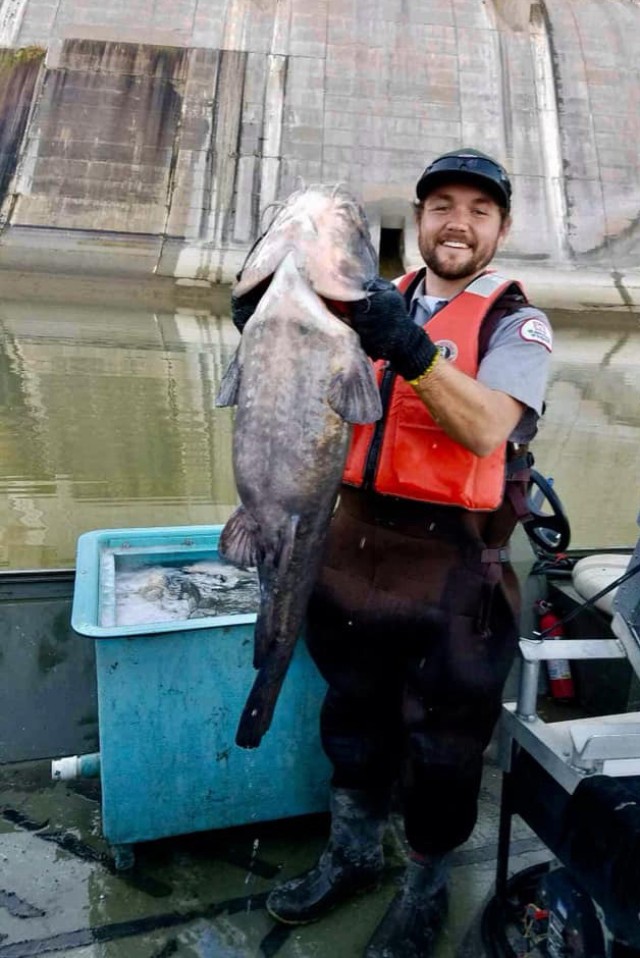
top-left (51, 752), bottom-right (101, 781)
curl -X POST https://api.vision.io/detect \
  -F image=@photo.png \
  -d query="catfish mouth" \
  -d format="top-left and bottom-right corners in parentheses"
top-left (232, 274), bottom-right (273, 305)
top-left (233, 240), bottom-right (373, 306)
top-left (321, 296), bottom-right (354, 321)
top-left (232, 271), bottom-right (359, 324)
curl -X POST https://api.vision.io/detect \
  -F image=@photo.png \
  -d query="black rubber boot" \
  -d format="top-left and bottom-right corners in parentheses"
top-left (266, 787), bottom-right (389, 925)
top-left (364, 855), bottom-right (449, 958)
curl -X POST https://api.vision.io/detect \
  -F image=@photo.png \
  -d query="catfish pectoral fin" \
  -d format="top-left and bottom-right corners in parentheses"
top-left (327, 351), bottom-right (382, 424)
top-left (235, 644), bottom-right (296, 749)
top-left (219, 506), bottom-right (262, 568)
top-left (216, 348), bottom-right (242, 407)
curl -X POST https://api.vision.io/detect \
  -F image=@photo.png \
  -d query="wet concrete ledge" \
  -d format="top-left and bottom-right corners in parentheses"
top-left (502, 262), bottom-right (640, 316)
top-left (1, 227), bottom-right (640, 317)
top-left (0, 263), bottom-right (231, 313)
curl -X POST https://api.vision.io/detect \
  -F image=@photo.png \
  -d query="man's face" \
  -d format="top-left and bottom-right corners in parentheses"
top-left (416, 181), bottom-right (510, 281)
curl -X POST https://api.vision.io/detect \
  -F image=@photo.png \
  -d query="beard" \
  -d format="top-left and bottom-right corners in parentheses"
top-left (420, 238), bottom-right (497, 281)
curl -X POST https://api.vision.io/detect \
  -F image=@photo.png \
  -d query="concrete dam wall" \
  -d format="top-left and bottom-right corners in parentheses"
top-left (0, 0), bottom-right (640, 307)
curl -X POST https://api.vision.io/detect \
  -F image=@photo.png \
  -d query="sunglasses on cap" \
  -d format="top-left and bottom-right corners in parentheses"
top-left (416, 153), bottom-right (512, 209)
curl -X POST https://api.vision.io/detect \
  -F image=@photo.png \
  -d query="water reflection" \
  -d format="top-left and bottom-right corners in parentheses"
top-left (0, 299), bottom-right (239, 569)
top-left (1, 297), bottom-right (639, 570)
top-left (534, 314), bottom-right (640, 549)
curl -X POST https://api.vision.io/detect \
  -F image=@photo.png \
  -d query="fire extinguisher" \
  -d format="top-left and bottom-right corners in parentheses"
top-left (535, 600), bottom-right (575, 701)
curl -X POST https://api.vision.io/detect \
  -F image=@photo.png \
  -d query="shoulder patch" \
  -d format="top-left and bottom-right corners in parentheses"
top-left (518, 316), bottom-right (553, 352)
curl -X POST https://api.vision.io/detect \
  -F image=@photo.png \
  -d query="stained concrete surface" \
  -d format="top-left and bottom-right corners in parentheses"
top-left (0, 757), bottom-right (552, 957)
top-left (2, 0), bottom-right (640, 297)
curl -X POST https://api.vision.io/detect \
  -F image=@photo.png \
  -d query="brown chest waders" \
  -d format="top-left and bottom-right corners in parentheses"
top-left (305, 484), bottom-right (524, 856)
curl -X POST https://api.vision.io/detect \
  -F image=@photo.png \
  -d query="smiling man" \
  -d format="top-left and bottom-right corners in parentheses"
top-left (261, 150), bottom-right (553, 957)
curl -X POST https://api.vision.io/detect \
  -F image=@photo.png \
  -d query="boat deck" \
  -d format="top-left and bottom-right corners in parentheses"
top-left (0, 753), bottom-right (551, 958)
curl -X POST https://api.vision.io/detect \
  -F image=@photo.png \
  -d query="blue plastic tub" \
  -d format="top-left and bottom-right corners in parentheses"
top-left (72, 525), bottom-right (330, 864)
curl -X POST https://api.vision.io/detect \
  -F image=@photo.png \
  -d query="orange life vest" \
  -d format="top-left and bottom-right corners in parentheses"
top-left (342, 270), bottom-right (527, 511)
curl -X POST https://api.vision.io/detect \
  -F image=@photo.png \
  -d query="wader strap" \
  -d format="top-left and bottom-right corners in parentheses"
top-left (477, 547), bottom-right (511, 637)
top-left (481, 547), bottom-right (510, 569)
top-left (505, 450), bottom-right (534, 523)
top-left (476, 448), bottom-right (533, 636)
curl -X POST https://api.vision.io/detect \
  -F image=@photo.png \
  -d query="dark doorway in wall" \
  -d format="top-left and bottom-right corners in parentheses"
top-left (379, 227), bottom-right (404, 279)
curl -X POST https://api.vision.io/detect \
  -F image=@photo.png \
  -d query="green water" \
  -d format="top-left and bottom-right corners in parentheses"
top-left (1, 292), bottom-right (639, 570)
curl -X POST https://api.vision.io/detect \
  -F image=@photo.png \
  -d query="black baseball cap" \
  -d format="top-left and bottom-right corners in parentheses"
top-left (415, 148), bottom-right (512, 212)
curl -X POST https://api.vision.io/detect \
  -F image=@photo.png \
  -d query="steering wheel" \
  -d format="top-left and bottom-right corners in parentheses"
top-left (522, 469), bottom-right (571, 554)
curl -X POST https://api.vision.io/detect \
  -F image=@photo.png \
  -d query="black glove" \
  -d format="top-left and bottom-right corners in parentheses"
top-left (230, 279), bottom-right (269, 334)
top-left (351, 278), bottom-right (439, 381)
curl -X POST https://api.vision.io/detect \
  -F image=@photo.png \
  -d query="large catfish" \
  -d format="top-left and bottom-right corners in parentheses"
top-left (216, 185), bottom-right (382, 749)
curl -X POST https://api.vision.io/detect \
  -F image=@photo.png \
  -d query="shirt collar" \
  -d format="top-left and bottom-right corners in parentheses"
top-left (409, 277), bottom-right (449, 324)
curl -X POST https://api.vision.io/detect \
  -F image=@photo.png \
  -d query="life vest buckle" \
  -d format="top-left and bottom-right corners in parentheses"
top-left (481, 547), bottom-right (510, 565)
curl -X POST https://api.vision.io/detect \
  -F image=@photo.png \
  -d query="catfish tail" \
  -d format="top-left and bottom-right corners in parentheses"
top-left (235, 642), bottom-right (297, 749)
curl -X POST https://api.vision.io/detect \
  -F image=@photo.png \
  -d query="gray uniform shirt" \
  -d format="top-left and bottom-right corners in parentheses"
top-left (410, 280), bottom-right (552, 443)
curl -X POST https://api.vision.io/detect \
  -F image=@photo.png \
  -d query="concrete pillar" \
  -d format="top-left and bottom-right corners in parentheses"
top-left (0, 0), bottom-right (28, 46)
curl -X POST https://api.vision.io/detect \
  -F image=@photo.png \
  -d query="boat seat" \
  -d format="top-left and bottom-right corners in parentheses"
top-left (571, 551), bottom-right (634, 616)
